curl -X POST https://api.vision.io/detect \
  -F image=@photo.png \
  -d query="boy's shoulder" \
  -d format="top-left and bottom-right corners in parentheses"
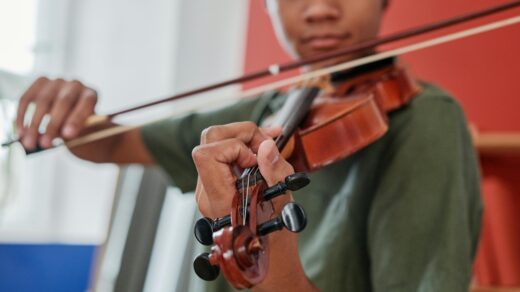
top-left (410, 81), bottom-right (463, 111)
top-left (381, 80), bottom-right (472, 155)
top-left (393, 81), bottom-right (467, 124)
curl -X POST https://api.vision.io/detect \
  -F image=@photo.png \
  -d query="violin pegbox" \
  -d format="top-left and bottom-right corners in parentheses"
top-left (193, 173), bottom-right (310, 246)
top-left (193, 172), bottom-right (311, 289)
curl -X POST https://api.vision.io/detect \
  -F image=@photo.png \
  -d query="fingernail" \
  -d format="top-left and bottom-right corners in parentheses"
top-left (272, 151), bottom-right (280, 164)
top-left (40, 136), bottom-right (51, 148)
top-left (63, 125), bottom-right (75, 137)
top-left (23, 136), bottom-right (35, 149)
top-left (265, 142), bottom-right (279, 164)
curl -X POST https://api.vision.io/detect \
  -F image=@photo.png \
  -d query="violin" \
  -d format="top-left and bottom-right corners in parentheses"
top-left (191, 57), bottom-right (419, 289)
top-left (1, 1), bottom-right (520, 289)
top-left (285, 58), bottom-right (419, 172)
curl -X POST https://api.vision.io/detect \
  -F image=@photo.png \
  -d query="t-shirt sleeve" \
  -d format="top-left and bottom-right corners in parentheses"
top-left (368, 94), bottom-right (483, 291)
top-left (140, 96), bottom-right (272, 192)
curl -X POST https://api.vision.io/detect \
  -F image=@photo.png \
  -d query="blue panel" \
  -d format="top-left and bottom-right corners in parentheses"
top-left (0, 244), bottom-right (96, 292)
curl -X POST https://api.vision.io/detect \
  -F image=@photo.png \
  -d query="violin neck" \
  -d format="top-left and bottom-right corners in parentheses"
top-left (272, 87), bottom-right (321, 150)
top-left (237, 87), bottom-right (320, 183)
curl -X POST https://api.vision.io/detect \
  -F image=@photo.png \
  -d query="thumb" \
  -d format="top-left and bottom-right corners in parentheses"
top-left (257, 139), bottom-right (294, 186)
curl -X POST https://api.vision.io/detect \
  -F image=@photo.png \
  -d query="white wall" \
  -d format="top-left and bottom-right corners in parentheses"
top-left (2, 0), bottom-right (190, 244)
top-left (144, 0), bottom-right (249, 291)
top-left (0, 0), bottom-right (249, 247)
top-left (0, 0), bottom-right (37, 74)
top-left (39, 0), bottom-right (183, 244)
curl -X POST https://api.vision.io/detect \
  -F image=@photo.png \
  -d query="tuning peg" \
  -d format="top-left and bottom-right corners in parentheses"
top-left (257, 202), bottom-right (307, 236)
top-left (285, 172), bottom-right (311, 191)
top-left (262, 172), bottom-right (310, 201)
top-left (194, 173), bottom-right (310, 246)
top-left (194, 252), bottom-right (220, 281)
top-left (194, 216), bottom-right (231, 246)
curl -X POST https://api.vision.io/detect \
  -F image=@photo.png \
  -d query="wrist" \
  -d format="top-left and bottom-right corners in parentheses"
top-left (253, 225), bottom-right (318, 292)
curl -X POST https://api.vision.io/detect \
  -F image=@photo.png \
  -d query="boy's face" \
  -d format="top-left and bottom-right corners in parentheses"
top-left (268, 0), bottom-right (385, 69)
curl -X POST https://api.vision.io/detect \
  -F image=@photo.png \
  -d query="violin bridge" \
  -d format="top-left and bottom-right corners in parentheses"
top-left (295, 74), bottom-right (334, 94)
top-left (314, 75), bottom-right (335, 94)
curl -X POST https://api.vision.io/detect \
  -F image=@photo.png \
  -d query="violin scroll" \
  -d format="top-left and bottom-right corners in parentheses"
top-left (193, 172), bottom-right (311, 289)
top-left (193, 172), bottom-right (310, 246)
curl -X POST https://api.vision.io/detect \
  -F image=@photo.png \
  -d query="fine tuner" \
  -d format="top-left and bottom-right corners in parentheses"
top-left (194, 172), bottom-right (310, 246)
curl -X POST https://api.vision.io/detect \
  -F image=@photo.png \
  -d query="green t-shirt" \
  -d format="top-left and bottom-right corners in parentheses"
top-left (141, 82), bottom-right (482, 292)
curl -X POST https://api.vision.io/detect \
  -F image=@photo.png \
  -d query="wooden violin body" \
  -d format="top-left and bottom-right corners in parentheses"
top-left (193, 60), bottom-right (421, 289)
top-left (286, 62), bottom-right (420, 172)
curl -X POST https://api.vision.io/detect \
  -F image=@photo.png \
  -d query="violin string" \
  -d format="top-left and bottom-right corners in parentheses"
top-left (241, 171), bottom-right (246, 225)
top-left (241, 166), bottom-right (260, 226)
top-left (240, 178), bottom-right (246, 226)
top-left (243, 175), bottom-right (247, 225)
top-left (7, 14), bottom-right (520, 151)
top-left (244, 173), bottom-right (251, 225)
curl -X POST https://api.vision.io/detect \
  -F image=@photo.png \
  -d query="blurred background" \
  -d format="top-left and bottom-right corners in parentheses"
top-left (0, 0), bottom-right (519, 291)
top-left (0, 0), bottom-right (248, 291)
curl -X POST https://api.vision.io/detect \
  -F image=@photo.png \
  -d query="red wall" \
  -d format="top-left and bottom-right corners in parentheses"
top-left (243, 0), bottom-right (520, 286)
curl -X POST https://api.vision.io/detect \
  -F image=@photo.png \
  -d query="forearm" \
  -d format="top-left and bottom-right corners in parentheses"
top-left (253, 195), bottom-right (319, 292)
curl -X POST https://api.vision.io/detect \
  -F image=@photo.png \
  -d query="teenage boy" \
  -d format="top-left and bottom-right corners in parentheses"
top-left (15, 1), bottom-right (481, 291)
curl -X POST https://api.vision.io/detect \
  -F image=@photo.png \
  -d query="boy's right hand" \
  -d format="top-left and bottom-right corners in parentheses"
top-left (16, 77), bottom-right (98, 150)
